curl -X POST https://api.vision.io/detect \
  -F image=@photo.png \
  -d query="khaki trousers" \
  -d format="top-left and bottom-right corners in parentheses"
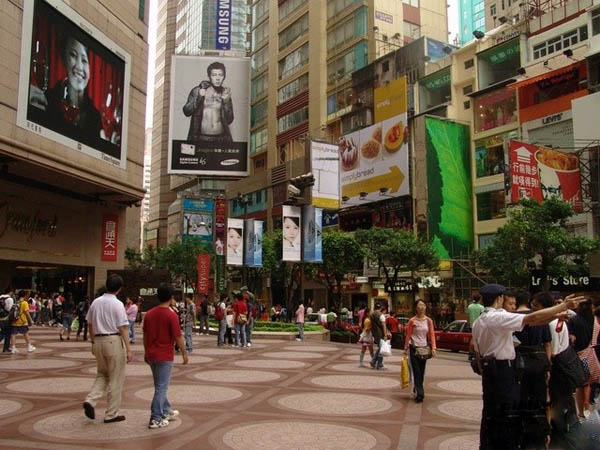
top-left (85, 335), bottom-right (126, 419)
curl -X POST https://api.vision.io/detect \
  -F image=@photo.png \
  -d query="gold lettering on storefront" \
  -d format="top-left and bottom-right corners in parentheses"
top-left (0, 202), bottom-right (58, 241)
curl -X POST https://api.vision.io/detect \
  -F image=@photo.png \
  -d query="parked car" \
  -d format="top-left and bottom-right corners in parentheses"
top-left (435, 320), bottom-right (472, 353)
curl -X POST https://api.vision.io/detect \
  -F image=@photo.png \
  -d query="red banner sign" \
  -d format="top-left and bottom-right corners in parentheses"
top-left (214, 198), bottom-right (227, 256)
top-left (101, 214), bottom-right (119, 261)
top-left (510, 140), bottom-right (582, 211)
top-left (197, 253), bottom-right (211, 294)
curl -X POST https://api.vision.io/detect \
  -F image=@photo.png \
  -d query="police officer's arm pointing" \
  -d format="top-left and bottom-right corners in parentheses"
top-left (522, 294), bottom-right (585, 326)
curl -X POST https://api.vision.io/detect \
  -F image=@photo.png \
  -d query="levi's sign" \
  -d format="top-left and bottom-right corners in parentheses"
top-left (216, 0), bottom-right (232, 50)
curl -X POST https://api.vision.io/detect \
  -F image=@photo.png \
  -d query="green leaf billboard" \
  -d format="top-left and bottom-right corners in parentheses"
top-left (425, 117), bottom-right (473, 259)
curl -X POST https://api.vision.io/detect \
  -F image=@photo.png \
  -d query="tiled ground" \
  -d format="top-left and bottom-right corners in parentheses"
top-left (0, 326), bottom-right (482, 450)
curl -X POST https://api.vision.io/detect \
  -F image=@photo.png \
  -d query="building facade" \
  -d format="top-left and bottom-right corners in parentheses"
top-left (0, 0), bottom-right (149, 295)
top-left (459, 0), bottom-right (486, 46)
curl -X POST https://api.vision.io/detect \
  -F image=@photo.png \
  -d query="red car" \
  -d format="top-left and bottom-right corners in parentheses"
top-left (435, 320), bottom-right (472, 353)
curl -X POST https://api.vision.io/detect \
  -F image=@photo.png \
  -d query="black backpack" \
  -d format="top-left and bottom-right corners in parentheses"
top-left (0, 295), bottom-right (9, 319)
top-left (8, 301), bottom-right (21, 323)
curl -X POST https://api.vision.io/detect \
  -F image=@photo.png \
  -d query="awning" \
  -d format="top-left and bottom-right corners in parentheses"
top-left (508, 61), bottom-right (582, 90)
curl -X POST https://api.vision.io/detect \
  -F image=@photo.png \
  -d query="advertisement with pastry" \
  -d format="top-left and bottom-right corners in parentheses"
top-left (339, 111), bottom-right (410, 205)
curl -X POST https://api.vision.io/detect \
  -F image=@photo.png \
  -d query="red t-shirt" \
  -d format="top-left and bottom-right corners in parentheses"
top-left (232, 300), bottom-right (247, 324)
top-left (143, 306), bottom-right (181, 361)
top-left (386, 316), bottom-right (399, 333)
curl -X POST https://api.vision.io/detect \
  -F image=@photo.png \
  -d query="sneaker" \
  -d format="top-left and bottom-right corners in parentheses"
top-left (296, 338), bottom-right (302, 342)
top-left (246, 343), bottom-right (252, 347)
top-left (148, 418), bottom-right (169, 429)
top-left (27, 344), bottom-right (36, 353)
top-left (163, 410), bottom-right (179, 421)
top-left (10, 347), bottom-right (18, 354)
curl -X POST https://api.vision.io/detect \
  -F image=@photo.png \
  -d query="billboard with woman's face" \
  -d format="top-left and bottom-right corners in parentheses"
top-left (17, 0), bottom-right (131, 169)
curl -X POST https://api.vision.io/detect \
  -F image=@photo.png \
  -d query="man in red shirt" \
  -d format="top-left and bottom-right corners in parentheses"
top-left (143, 283), bottom-right (188, 429)
top-left (386, 311), bottom-right (399, 333)
top-left (232, 293), bottom-right (248, 347)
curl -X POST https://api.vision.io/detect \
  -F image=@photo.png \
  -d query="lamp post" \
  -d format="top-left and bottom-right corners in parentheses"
top-left (236, 192), bottom-right (251, 287)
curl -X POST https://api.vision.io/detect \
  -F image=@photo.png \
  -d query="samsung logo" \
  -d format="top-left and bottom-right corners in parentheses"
top-left (216, 0), bottom-right (232, 50)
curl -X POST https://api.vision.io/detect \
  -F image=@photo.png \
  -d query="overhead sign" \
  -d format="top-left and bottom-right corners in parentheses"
top-left (216, 0), bottom-right (232, 50)
top-left (168, 55), bottom-right (250, 176)
top-left (282, 205), bottom-right (301, 262)
top-left (311, 141), bottom-right (340, 209)
top-left (339, 112), bottom-right (409, 205)
top-left (374, 76), bottom-right (407, 123)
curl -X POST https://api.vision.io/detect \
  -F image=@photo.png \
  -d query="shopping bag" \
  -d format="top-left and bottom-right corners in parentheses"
top-left (71, 317), bottom-right (79, 332)
top-left (401, 357), bottom-right (410, 389)
top-left (380, 339), bottom-right (392, 357)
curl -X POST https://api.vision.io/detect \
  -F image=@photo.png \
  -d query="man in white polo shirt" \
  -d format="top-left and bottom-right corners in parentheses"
top-left (83, 274), bottom-right (132, 423)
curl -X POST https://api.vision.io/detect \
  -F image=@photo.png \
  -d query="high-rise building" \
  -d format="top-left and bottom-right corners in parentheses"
top-left (147, 0), bottom-right (251, 247)
top-left (459, 0), bottom-right (486, 45)
top-left (0, 0), bottom-right (149, 293)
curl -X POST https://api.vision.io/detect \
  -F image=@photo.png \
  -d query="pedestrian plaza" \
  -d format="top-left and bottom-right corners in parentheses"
top-left (0, 326), bottom-right (483, 450)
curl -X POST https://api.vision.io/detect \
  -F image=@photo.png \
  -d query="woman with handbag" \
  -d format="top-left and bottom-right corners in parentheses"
top-left (358, 308), bottom-right (374, 367)
top-left (404, 300), bottom-right (436, 403)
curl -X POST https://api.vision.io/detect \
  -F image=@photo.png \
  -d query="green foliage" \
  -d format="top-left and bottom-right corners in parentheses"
top-left (124, 245), bottom-right (162, 270)
top-left (475, 198), bottom-right (599, 288)
top-left (158, 239), bottom-right (215, 294)
top-left (355, 228), bottom-right (439, 296)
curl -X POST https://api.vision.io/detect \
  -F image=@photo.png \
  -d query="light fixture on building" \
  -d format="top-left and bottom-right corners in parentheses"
top-left (543, 60), bottom-right (552, 70)
top-left (498, 16), bottom-right (508, 24)
top-left (359, 192), bottom-right (368, 200)
top-left (443, 45), bottom-right (453, 55)
top-left (379, 187), bottom-right (389, 196)
top-left (473, 30), bottom-right (485, 40)
top-left (563, 49), bottom-right (577, 61)
top-left (516, 67), bottom-right (526, 76)
top-left (342, 196), bottom-right (350, 203)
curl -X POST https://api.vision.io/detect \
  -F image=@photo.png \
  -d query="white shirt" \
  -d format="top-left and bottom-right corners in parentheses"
top-left (1, 295), bottom-right (14, 312)
top-left (549, 318), bottom-right (569, 356)
top-left (472, 307), bottom-right (525, 360)
top-left (86, 293), bottom-right (128, 335)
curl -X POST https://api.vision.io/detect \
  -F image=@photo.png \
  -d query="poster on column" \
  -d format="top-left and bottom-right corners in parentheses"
top-left (17, 0), bottom-right (131, 169)
top-left (197, 253), bottom-right (211, 295)
top-left (244, 219), bottom-right (263, 267)
top-left (302, 206), bottom-right (323, 263)
top-left (226, 218), bottom-right (244, 266)
top-left (101, 214), bottom-right (118, 261)
top-left (282, 205), bottom-right (301, 262)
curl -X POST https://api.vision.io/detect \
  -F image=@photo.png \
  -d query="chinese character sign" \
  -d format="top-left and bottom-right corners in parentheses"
top-left (510, 140), bottom-right (582, 211)
top-left (101, 214), bottom-right (118, 261)
top-left (197, 253), bottom-right (211, 294)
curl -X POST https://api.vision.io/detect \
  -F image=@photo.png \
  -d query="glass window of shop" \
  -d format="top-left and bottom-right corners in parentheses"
top-left (593, 8), bottom-right (600, 36)
top-left (518, 62), bottom-right (586, 110)
top-left (327, 86), bottom-right (353, 116)
top-left (278, 73), bottom-right (309, 104)
top-left (279, 43), bottom-right (309, 80)
top-left (252, 0), bottom-right (269, 26)
top-left (252, 21), bottom-right (269, 51)
top-left (327, 41), bottom-right (368, 86)
top-left (278, 106), bottom-right (309, 133)
top-left (280, 0), bottom-right (307, 22)
top-left (327, 0), bottom-right (361, 20)
top-left (476, 190), bottom-right (506, 221)
top-left (327, 7), bottom-right (367, 52)
top-left (251, 99), bottom-right (268, 127)
top-left (250, 127), bottom-right (268, 155)
top-left (251, 72), bottom-right (268, 102)
top-left (477, 38), bottom-right (520, 90)
top-left (418, 67), bottom-right (451, 112)
top-left (474, 132), bottom-right (516, 178)
top-left (473, 88), bottom-right (517, 133)
top-left (478, 233), bottom-right (496, 249)
top-left (252, 45), bottom-right (268, 75)
top-left (279, 13), bottom-right (308, 51)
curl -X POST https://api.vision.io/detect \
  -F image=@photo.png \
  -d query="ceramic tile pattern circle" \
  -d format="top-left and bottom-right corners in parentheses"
top-left (263, 351), bottom-right (325, 359)
top-left (31, 409), bottom-right (179, 441)
top-left (329, 363), bottom-right (401, 373)
top-left (58, 351), bottom-right (96, 359)
top-left (186, 355), bottom-right (214, 364)
top-left (221, 421), bottom-right (379, 450)
top-left (437, 400), bottom-right (482, 422)
top-left (193, 348), bottom-right (244, 356)
top-left (6, 377), bottom-right (93, 394)
top-left (436, 379), bottom-right (482, 395)
top-left (234, 359), bottom-right (307, 369)
top-left (0, 399), bottom-right (23, 417)
top-left (193, 370), bottom-right (281, 383)
top-left (436, 434), bottom-right (480, 450)
top-left (308, 375), bottom-right (401, 390)
top-left (0, 359), bottom-right (80, 370)
top-left (42, 342), bottom-right (91, 348)
top-left (82, 363), bottom-right (153, 377)
top-left (135, 384), bottom-right (243, 404)
top-left (277, 392), bottom-right (392, 416)
top-left (282, 345), bottom-right (339, 352)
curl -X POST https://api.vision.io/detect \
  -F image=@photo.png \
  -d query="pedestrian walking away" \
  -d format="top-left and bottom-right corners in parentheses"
top-left (125, 297), bottom-right (138, 344)
top-left (10, 291), bottom-right (35, 354)
top-left (198, 295), bottom-right (210, 335)
top-left (182, 294), bottom-right (196, 354)
top-left (369, 301), bottom-right (390, 370)
top-left (59, 293), bottom-right (75, 341)
top-left (143, 283), bottom-right (188, 429)
top-left (232, 293), bottom-right (247, 347)
top-left (83, 274), bottom-right (133, 423)
top-left (404, 299), bottom-right (436, 403)
top-left (472, 283), bottom-right (584, 450)
top-left (295, 301), bottom-right (305, 342)
top-left (358, 307), bottom-right (374, 367)
top-left (75, 297), bottom-right (90, 341)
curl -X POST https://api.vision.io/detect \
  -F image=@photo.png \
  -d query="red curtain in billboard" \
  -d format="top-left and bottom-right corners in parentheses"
top-left (101, 214), bottom-right (118, 261)
top-left (197, 254), bottom-right (211, 294)
top-left (510, 140), bottom-right (582, 211)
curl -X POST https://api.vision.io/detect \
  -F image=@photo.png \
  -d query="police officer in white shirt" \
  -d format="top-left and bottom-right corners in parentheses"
top-left (472, 283), bottom-right (584, 450)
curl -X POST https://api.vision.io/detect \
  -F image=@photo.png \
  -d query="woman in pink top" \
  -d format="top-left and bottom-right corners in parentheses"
top-left (403, 299), bottom-right (436, 403)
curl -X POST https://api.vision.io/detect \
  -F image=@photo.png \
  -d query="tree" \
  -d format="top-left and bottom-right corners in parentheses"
top-left (157, 239), bottom-right (215, 295)
top-left (124, 245), bottom-right (162, 270)
top-left (355, 228), bottom-right (439, 302)
top-left (315, 230), bottom-right (364, 311)
top-left (475, 197), bottom-right (599, 289)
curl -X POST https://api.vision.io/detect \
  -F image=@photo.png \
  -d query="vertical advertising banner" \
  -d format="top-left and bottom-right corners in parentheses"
top-left (168, 55), bottom-right (250, 176)
top-left (17, 0), bottom-right (131, 169)
top-left (214, 197), bottom-right (227, 255)
top-left (216, 0), bottom-right (232, 50)
top-left (425, 117), bottom-right (473, 259)
top-left (101, 214), bottom-right (118, 261)
top-left (182, 198), bottom-right (214, 242)
top-left (197, 253), bottom-right (211, 294)
top-left (302, 206), bottom-right (323, 263)
top-left (282, 205), bottom-right (301, 262)
top-left (216, 255), bottom-right (226, 293)
top-left (244, 219), bottom-right (263, 267)
top-left (510, 140), bottom-right (582, 211)
top-left (226, 218), bottom-right (244, 266)
top-left (311, 141), bottom-right (340, 209)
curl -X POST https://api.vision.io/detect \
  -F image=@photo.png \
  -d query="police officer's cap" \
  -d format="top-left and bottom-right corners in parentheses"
top-left (480, 283), bottom-right (506, 299)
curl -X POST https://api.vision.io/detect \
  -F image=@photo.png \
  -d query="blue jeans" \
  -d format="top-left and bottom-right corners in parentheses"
top-left (235, 323), bottom-right (246, 347)
top-left (128, 321), bottom-right (136, 343)
top-left (62, 314), bottom-right (73, 330)
top-left (218, 319), bottom-right (227, 345)
top-left (149, 360), bottom-right (173, 421)
top-left (184, 325), bottom-right (193, 353)
top-left (245, 319), bottom-right (254, 344)
top-left (297, 322), bottom-right (304, 341)
top-left (371, 339), bottom-right (383, 369)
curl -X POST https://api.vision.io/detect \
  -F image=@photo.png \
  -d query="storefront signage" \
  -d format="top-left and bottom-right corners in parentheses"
top-left (311, 141), bottom-right (340, 209)
top-left (424, 71), bottom-right (451, 90)
top-left (197, 253), bottom-right (211, 294)
top-left (531, 274), bottom-right (600, 291)
top-left (384, 279), bottom-right (415, 292)
top-left (215, 0), bottom-right (232, 50)
top-left (0, 201), bottom-right (57, 241)
top-left (536, 68), bottom-right (579, 91)
top-left (374, 76), bottom-right (407, 123)
top-left (485, 39), bottom-right (519, 65)
top-left (375, 10), bottom-right (393, 24)
top-left (542, 113), bottom-right (563, 125)
top-left (496, 30), bottom-right (520, 44)
top-left (101, 214), bottom-right (118, 262)
top-left (418, 276), bottom-right (442, 288)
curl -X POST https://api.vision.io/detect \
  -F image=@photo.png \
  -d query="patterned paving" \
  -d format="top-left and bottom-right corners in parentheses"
top-left (0, 329), bottom-right (484, 449)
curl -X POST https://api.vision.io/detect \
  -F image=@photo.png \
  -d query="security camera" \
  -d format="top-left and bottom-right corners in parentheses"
top-left (287, 184), bottom-right (301, 197)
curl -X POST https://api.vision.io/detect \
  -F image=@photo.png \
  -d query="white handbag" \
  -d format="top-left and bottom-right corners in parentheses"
top-left (380, 339), bottom-right (392, 357)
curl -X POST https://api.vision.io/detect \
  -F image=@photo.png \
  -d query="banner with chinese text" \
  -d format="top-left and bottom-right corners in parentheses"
top-left (101, 214), bottom-right (118, 261)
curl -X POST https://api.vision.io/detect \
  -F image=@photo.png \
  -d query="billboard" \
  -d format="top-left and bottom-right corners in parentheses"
top-left (311, 141), bottom-right (339, 209)
top-left (425, 117), bottom-right (473, 259)
top-left (303, 206), bottom-right (323, 263)
top-left (374, 76), bottom-right (407, 123)
top-left (17, 0), bottom-right (131, 169)
top-left (168, 55), bottom-right (250, 176)
top-left (339, 112), bottom-right (409, 204)
top-left (182, 198), bottom-right (214, 242)
top-left (282, 205), bottom-right (301, 262)
top-left (216, 0), bottom-right (232, 50)
top-left (226, 218), bottom-right (244, 266)
top-left (509, 140), bottom-right (582, 211)
top-left (244, 219), bottom-right (263, 267)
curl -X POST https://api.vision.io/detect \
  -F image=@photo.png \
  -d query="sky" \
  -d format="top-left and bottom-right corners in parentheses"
top-left (144, 0), bottom-right (461, 129)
